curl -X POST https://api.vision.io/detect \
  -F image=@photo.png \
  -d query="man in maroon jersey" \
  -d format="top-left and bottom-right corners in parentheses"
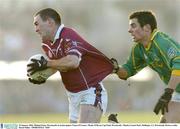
top-left (27, 8), bottom-right (118, 123)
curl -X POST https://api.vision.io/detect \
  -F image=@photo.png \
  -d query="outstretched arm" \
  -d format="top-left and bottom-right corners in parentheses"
top-left (167, 74), bottom-right (180, 90)
top-left (110, 58), bottom-right (129, 80)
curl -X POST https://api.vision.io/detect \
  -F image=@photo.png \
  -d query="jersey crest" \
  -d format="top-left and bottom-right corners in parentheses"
top-left (167, 47), bottom-right (177, 59)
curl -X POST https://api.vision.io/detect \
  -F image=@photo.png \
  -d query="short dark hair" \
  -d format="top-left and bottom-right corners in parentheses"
top-left (129, 11), bottom-right (157, 31)
top-left (35, 8), bottom-right (61, 25)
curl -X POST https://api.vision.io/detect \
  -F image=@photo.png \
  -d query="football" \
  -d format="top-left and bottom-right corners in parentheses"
top-left (27, 54), bottom-right (56, 82)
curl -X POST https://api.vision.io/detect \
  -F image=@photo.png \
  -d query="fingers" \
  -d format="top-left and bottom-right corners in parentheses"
top-left (27, 68), bottom-right (36, 75)
top-left (110, 58), bottom-right (118, 65)
top-left (27, 67), bottom-right (33, 73)
top-left (27, 63), bottom-right (34, 67)
top-left (27, 62), bottom-right (36, 73)
top-left (165, 103), bottom-right (168, 113)
top-left (161, 105), bottom-right (165, 115)
top-left (27, 59), bottom-right (39, 68)
top-left (28, 78), bottom-right (34, 83)
top-left (110, 58), bottom-right (119, 73)
top-left (28, 78), bottom-right (46, 84)
top-left (30, 70), bottom-right (36, 76)
top-left (154, 102), bottom-right (169, 115)
top-left (153, 105), bottom-right (160, 115)
top-left (161, 104), bottom-right (168, 115)
top-left (41, 56), bottom-right (45, 60)
top-left (31, 58), bottom-right (39, 62)
top-left (36, 80), bottom-right (45, 84)
top-left (27, 63), bottom-right (37, 75)
top-left (153, 102), bottom-right (161, 115)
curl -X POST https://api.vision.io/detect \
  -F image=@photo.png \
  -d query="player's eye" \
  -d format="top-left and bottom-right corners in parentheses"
top-left (131, 24), bottom-right (136, 28)
top-left (34, 22), bottom-right (38, 26)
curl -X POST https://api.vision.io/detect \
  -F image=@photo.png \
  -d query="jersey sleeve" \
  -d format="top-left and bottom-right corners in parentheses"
top-left (171, 57), bottom-right (180, 76)
top-left (122, 44), bottom-right (147, 78)
top-left (63, 39), bottom-right (86, 60)
top-left (154, 32), bottom-right (180, 73)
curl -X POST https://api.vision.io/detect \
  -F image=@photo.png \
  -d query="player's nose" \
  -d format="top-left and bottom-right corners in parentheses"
top-left (35, 28), bottom-right (39, 33)
top-left (128, 28), bottom-right (132, 33)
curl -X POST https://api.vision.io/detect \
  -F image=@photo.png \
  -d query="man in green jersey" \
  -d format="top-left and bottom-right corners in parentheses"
top-left (112, 11), bottom-right (180, 123)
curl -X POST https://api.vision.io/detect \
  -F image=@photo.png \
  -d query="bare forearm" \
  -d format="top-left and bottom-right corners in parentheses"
top-left (47, 55), bottom-right (80, 72)
top-left (168, 75), bottom-right (180, 90)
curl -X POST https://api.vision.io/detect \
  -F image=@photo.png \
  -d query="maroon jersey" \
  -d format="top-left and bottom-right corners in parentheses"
top-left (42, 25), bottom-right (113, 92)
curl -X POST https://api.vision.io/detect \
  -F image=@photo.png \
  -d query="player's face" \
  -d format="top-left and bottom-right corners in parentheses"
top-left (128, 18), bottom-right (146, 43)
top-left (33, 15), bottom-right (51, 42)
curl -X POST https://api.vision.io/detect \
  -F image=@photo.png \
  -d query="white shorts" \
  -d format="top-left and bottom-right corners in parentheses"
top-left (66, 83), bottom-right (108, 121)
top-left (171, 91), bottom-right (180, 102)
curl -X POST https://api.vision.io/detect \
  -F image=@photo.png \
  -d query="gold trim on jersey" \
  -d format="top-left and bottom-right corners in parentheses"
top-left (172, 70), bottom-right (180, 76)
top-left (173, 56), bottom-right (180, 60)
top-left (145, 29), bottom-right (159, 51)
top-left (132, 45), bottom-right (136, 71)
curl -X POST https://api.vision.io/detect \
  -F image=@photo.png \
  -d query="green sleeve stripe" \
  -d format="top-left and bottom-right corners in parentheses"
top-left (153, 40), bottom-right (171, 70)
top-left (131, 44), bottom-right (147, 72)
top-left (131, 45), bottom-right (136, 70)
top-left (159, 33), bottom-right (180, 51)
top-left (173, 56), bottom-right (180, 60)
top-left (145, 29), bottom-right (159, 51)
top-left (131, 45), bottom-right (139, 73)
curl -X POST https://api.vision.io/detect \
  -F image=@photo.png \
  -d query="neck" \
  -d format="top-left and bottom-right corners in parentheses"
top-left (50, 25), bottom-right (59, 42)
top-left (141, 32), bottom-right (151, 48)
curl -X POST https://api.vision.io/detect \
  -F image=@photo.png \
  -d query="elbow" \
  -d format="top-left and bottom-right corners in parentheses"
top-left (66, 60), bottom-right (80, 70)
top-left (70, 62), bottom-right (79, 69)
top-left (69, 56), bottom-right (80, 69)
top-left (60, 55), bottom-right (80, 72)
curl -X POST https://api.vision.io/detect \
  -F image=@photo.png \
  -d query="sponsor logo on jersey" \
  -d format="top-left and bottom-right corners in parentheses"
top-left (167, 47), bottom-right (177, 59)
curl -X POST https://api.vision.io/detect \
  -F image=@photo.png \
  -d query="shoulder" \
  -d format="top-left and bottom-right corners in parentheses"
top-left (153, 31), bottom-right (179, 49)
top-left (61, 27), bottom-right (78, 36)
top-left (154, 31), bottom-right (172, 44)
top-left (61, 27), bottom-right (84, 41)
top-left (153, 31), bottom-right (180, 59)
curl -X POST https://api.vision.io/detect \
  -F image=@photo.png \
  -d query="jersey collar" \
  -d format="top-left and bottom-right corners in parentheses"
top-left (145, 29), bottom-right (159, 51)
top-left (52, 24), bottom-right (64, 44)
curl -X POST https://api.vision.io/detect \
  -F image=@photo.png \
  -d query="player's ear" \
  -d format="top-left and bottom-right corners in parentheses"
top-left (47, 17), bottom-right (55, 26)
top-left (143, 24), bottom-right (151, 32)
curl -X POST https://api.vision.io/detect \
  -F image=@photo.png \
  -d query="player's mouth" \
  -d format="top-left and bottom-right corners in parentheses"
top-left (38, 32), bottom-right (42, 36)
top-left (131, 35), bottom-right (136, 40)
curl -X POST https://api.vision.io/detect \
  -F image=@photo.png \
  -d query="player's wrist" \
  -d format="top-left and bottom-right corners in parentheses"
top-left (41, 56), bottom-right (48, 68)
top-left (28, 78), bottom-right (46, 85)
top-left (160, 88), bottom-right (174, 102)
top-left (110, 58), bottom-right (120, 73)
top-left (165, 88), bottom-right (174, 94)
top-left (113, 66), bottom-right (120, 73)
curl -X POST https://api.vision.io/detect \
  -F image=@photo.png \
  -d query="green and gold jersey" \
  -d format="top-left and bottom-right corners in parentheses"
top-left (123, 29), bottom-right (180, 92)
